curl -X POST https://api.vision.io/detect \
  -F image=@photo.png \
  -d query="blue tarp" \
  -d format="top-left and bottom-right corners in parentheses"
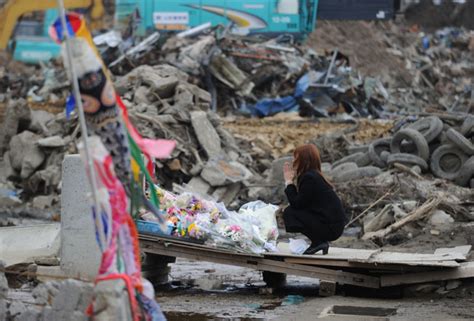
top-left (247, 72), bottom-right (311, 117)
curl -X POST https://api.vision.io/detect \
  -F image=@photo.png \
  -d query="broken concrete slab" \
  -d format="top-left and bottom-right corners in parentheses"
top-left (0, 224), bottom-right (60, 266)
top-left (201, 159), bottom-right (252, 187)
top-left (9, 131), bottom-right (45, 179)
top-left (209, 54), bottom-right (255, 96)
top-left (190, 111), bottom-right (222, 159)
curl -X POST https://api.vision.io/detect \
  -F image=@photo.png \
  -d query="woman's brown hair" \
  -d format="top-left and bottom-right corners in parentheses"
top-left (293, 144), bottom-right (333, 188)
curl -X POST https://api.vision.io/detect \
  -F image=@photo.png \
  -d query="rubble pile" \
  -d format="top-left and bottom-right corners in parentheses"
top-left (0, 97), bottom-right (76, 219)
top-left (0, 262), bottom-right (136, 321)
top-left (112, 22), bottom-right (473, 118)
top-left (0, 21), bottom-right (472, 224)
top-left (115, 64), bottom-right (259, 208)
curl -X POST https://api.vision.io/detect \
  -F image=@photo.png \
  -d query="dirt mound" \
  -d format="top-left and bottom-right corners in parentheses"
top-left (405, 0), bottom-right (474, 31)
top-left (308, 21), bottom-right (412, 84)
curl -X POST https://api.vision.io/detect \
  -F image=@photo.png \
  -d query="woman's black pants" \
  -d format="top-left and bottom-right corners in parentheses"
top-left (283, 206), bottom-right (344, 244)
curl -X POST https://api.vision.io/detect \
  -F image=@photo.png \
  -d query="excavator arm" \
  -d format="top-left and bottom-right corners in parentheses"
top-left (0, 0), bottom-right (104, 49)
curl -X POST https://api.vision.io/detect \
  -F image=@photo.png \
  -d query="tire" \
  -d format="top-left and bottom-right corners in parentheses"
top-left (460, 116), bottom-right (474, 136)
top-left (355, 152), bottom-right (372, 167)
top-left (430, 145), bottom-right (469, 180)
top-left (262, 271), bottom-right (287, 288)
top-left (387, 153), bottom-right (429, 172)
top-left (380, 151), bottom-right (390, 162)
top-left (331, 162), bottom-right (358, 175)
top-left (446, 128), bottom-right (474, 155)
top-left (454, 157), bottom-right (474, 187)
top-left (368, 138), bottom-right (391, 168)
top-left (333, 166), bottom-right (382, 183)
top-left (332, 152), bottom-right (365, 168)
top-left (391, 128), bottom-right (430, 161)
top-left (408, 116), bottom-right (444, 143)
top-left (347, 145), bottom-right (369, 154)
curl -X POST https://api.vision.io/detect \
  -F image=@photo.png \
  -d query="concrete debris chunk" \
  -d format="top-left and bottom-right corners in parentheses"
top-left (29, 110), bottom-right (54, 135)
top-left (429, 210), bottom-right (454, 226)
top-left (9, 131), bottom-right (45, 179)
top-left (190, 111), bottom-right (222, 159)
top-left (201, 159), bottom-right (252, 187)
top-left (0, 98), bottom-right (30, 154)
top-left (92, 279), bottom-right (133, 321)
top-left (37, 136), bottom-right (67, 148)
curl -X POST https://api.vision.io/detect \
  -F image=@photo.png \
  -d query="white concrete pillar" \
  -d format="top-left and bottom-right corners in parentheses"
top-left (60, 154), bottom-right (101, 280)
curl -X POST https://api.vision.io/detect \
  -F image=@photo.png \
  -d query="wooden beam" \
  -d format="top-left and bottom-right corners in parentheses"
top-left (380, 262), bottom-right (474, 287)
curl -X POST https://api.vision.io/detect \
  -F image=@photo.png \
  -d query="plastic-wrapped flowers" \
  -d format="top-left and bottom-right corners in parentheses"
top-left (140, 186), bottom-right (279, 254)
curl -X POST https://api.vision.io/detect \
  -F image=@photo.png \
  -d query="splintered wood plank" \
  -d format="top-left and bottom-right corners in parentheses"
top-left (282, 258), bottom-right (433, 273)
top-left (267, 242), bottom-right (379, 261)
top-left (380, 262), bottom-right (474, 287)
top-left (434, 245), bottom-right (471, 259)
top-left (350, 252), bottom-right (461, 267)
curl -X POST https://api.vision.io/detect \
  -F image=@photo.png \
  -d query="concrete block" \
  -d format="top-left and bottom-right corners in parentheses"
top-left (60, 155), bottom-right (101, 280)
top-left (92, 279), bottom-right (133, 321)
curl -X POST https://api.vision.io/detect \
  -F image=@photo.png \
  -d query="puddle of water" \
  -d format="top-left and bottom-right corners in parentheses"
top-left (330, 305), bottom-right (397, 317)
top-left (164, 312), bottom-right (265, 321)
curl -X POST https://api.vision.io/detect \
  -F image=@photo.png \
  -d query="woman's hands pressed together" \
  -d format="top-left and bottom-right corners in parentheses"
top-left (283, 161), bottom-right (295, 186)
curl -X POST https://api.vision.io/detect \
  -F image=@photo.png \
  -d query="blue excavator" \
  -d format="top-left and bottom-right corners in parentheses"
top-left (0, 0), bottom-right (397, 63)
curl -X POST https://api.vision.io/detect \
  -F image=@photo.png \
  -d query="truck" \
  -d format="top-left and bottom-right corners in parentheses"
top-left (0, 0), bottom-right (399, 64)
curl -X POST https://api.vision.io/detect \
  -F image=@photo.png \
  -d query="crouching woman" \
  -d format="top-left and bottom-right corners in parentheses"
top-left (283, 144), bottom-right (346, 255)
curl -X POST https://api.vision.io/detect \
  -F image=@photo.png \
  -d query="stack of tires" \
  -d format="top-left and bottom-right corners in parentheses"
top-left (328, 116), bottom-right (474, 188)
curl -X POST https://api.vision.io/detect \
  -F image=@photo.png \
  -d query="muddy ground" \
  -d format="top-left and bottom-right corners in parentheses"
top-left (158, 257), bottom-right (474, 320)
top-left (155, 224), bottom-right (474, 320)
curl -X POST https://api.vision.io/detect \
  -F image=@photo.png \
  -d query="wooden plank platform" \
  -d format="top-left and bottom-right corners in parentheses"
top-left (139, 236), bottom-right (380, 288)
top-left (138, 234), bottom-right (472, 289)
